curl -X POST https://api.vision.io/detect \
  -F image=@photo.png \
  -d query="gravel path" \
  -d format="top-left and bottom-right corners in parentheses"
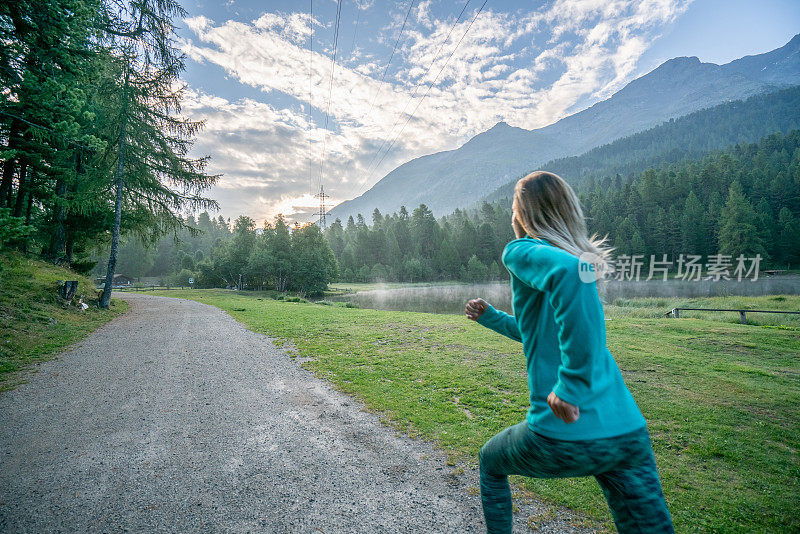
top-left (0, 294), bottom-right (591, 533)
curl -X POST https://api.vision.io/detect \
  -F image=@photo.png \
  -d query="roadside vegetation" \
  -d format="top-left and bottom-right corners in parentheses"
top-left (2, 1), bottom-right (220, 309)
top-left (0, 252), bottom-right (126, 391)
top-left (147, 289), bottom-right (799, 532)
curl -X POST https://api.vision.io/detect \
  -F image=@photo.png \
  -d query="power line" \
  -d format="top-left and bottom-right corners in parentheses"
top-left (359, 0), bottom-right (416, 123)
top-left (368, 0), bottom-right (488, 177)
top-left (355, 0), bottom-right (488, 199)
top-left (349, 3), bottom-right (361, 58)
top-left (308, 0), bottom-right (314, 197)
top-left (354, 0), bottom-right (471, 197)
top-left (316, 0), bottom-right (344, 192)
top-left (316, 0), bottom-right (416, 222)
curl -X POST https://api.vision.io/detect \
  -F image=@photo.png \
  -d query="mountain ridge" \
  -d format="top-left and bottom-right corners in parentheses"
top-left (329, 34), bottom-right (800, 222)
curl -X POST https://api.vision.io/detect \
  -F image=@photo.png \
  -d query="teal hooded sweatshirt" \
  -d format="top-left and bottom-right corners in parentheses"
top-left (477, 237), bottom-right (646, 440)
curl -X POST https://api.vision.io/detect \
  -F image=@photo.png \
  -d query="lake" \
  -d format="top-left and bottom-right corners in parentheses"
top-left (329, 276), bottom-right (800, 315)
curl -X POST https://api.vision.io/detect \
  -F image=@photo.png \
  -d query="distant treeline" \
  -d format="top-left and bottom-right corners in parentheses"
top-left (95, 212), bottom-right (231, 283)
top-left (98, 213), bottom-right (337, 295)
top-left (325, 130), bottom-right (800, 283)
top-left (326, 203), bottom-right (515, 283)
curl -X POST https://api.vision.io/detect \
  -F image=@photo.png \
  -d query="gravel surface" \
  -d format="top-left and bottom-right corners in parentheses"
top-left (0, 294), bottom-right (594, 533)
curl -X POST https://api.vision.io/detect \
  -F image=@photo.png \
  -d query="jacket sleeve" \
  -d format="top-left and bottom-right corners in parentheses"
top-left (502, 240), bottom-right (607, 406)
top-left (476, 304), bottom-right (522, 342)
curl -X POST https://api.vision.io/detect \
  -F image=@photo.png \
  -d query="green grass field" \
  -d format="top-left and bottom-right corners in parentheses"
top-left (150, 289), bottom-right (798, 532)
top-left (0, 252), bottom-right (127, 391)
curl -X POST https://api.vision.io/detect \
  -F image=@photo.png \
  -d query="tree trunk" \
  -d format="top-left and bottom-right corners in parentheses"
top-left (64, 154), bottom-right (82, 264)
top-left (66, 231), bottom-right (74, 264)
top-left (23, 177), bottom-right (34, 253)
top-left (50, 178), bottom-right (67, 261)
top-left (0, 121), bottom-right (19, 207)
top-left (100, 116), bottom-right (127, 309)
top-left (13, 160), bottom-right (27, 217)
top-left (24, 178), bottom-right (33, 223)
top-left (0, 159), bottom-right (15, 208)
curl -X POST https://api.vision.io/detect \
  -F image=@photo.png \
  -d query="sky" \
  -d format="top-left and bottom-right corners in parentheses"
top-left (174, 0), bottom-right (800, 225)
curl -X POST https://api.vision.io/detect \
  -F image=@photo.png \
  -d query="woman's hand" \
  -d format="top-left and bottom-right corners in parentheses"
top-left (465, 298), bottom-right (489, 321)
top-left (547, 392), bottom-right (580, 424)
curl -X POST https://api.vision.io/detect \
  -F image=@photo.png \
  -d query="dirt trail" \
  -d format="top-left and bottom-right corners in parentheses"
top-left (0, 293), bottom-right (590, 533)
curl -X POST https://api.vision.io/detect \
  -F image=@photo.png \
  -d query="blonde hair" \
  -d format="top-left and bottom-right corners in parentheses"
top-left (513, 171), bottom-right (613, 277)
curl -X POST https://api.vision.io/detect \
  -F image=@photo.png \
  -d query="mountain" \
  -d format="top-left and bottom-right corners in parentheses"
top-left (484, 84), bottom-right (800, 204)
top-left (329, 34), bottom-right (800, 222)
top-left (722, 33), bottom-right (800, 86)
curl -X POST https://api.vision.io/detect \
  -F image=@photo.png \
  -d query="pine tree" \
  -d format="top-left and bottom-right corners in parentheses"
top-left (270, 216), bottom-right (294, 291)
top-left (0, 0), bottom-right (107, 259)
top-left (718, 182), bottom-right (768, 259)
top-left (411, 204), bottom-right (439, 260)
top-left (291, 224), bottom-right (338, 295)
top-left (776, 207), bottom-right (800, 267)
top-left (680, 191), bottom-right (707, 255)
top-left (98, 0), bottom-right (218, 308)
top-left (466, 255), bottom-right (488, 283)
top-left (630, 230), bottom-right (646, 257)
top-left (477, 222), bottom-right (497, 265)
top-left (435, 237), bottom-right (461, 280)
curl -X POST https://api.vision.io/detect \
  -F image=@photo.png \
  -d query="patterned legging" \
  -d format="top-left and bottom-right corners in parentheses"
top-left (479, 422), bottom-right (674, 533)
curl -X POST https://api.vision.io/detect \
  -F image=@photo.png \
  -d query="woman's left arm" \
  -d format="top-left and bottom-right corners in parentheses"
top-left (477, 304), bottom-right (522, 342)
top-left (466, 299), bottom-right (522, 342)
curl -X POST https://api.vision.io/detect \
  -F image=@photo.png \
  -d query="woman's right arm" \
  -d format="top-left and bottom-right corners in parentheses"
top-left (502, 239), bottom-right (607, 408)
top-left (466, 298), bottom-right (522, 342)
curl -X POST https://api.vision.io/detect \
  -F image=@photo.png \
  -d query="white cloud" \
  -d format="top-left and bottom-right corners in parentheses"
top-left (355, 0), bottom-right (375, 11)
top-left (253, 12), bottom-right (317, 44)
top-left (180, 0), bottom-right (693, 224)
top-left (415, 0), bottom-right (433, 28)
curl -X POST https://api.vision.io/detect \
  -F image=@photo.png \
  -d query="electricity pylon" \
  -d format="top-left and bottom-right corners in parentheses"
top-left (314, 185), bottom-right (330, 230)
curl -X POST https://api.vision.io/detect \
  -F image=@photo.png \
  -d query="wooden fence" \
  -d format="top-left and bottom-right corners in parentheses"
top-left (114, 285), bottom-right (191, 291)
top-left (666, 307), bottom-right (800, 324)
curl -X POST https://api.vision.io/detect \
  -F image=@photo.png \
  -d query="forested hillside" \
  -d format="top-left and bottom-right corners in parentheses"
top-left (322, 131), bottom-right (800, 283)
top-left (486, 85), bottom-right (800, 203)
top-left (582, 130), bottom-right (800, 266)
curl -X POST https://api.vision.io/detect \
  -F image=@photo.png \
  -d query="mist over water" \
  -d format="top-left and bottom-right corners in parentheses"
top-left (331, 283), bottom-right (515, 315)
top-left (331, 276), bottom-right (800, 315)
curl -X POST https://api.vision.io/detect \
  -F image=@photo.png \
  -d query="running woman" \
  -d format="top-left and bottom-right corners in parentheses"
top-left (466, 171), bottom-right (673, 533)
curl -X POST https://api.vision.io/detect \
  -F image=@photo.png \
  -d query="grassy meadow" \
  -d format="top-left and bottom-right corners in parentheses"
top-left (0, 252), bottom-right (127, 391)
top-left (147, 288), bottom-right (798, 532)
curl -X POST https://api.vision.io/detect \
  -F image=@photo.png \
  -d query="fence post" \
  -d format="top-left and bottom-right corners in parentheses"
top-left (673, 308), bottom-right (680, 319)
top-left (739, 311), bottom-right (747, 324)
